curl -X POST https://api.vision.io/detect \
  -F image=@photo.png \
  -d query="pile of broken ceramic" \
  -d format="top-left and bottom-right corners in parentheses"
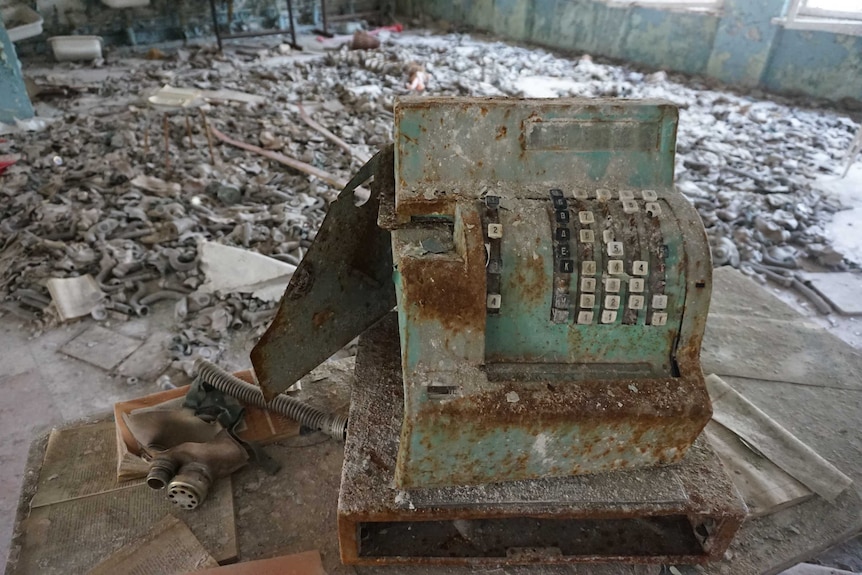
top-left (0, 32), bottom-right (858, 367)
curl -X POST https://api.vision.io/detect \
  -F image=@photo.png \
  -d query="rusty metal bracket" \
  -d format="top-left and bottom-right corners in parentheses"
top-left (251, 146), bottom-right (397, 400)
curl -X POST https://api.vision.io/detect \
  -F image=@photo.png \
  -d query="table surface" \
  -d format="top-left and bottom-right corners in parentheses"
top-left (6, 268), bottom-right (862, 575)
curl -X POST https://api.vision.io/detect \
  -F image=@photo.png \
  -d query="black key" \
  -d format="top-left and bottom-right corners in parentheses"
top-left (555, 210), bottom-right (570, 223)
top-left (552, 196), bottom-right (568, 210)
top-left (485, 195), bottom-right (500, 209)
top-left (549, 188), bottom-right (564, 198)
top-left (558, 243), bottom-right (571, 258)
top-left (556, 227), bottom-right (570, 241)
top-left (560, 259), bottom-right (574, 274)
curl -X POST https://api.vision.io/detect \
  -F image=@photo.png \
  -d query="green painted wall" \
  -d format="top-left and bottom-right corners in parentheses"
top-left (397, 0), bottom-right (862, 105)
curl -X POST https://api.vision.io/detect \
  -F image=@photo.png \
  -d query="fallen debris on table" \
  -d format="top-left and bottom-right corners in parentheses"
top-left (706, 374), bottom-right (852, 502)
top-left (191, 549), bottom-right (325, 575)
top-left (45, 274), bottom-right (104, 321)
top-left (198, 240), bottom-right (295, 303)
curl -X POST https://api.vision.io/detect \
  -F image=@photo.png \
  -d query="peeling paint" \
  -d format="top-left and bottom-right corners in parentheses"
top-left (0, 20), bottom-right (34, 123)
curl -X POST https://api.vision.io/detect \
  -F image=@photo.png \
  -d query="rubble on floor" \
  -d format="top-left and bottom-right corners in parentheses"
top-left (0, 32), bottom-right (859, 373)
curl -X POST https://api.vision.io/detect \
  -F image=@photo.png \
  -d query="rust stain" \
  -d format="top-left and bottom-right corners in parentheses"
top-left (312, 309), bottom-right (334, 328)
top-left (399, 209), bottom-right (486, 332)
top-left (395, 198), bottom-right (456, 223)
top-left (509, 245), bottom-right (546, 308)
top-left (495, 125), bottom-right (507, 140)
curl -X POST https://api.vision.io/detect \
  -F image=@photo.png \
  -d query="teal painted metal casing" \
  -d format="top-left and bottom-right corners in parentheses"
top-left (0, 17), bottom-right (35, 124)
top-left (390, 97), bottom-right (713, 489)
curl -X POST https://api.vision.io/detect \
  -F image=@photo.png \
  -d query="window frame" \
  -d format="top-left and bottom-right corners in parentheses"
top-left (776, 0), bottom-right (862, 35)
top-left (797, 0), bottom-right (862, 22)
top-left (604, 0), bottom-right (723, 13)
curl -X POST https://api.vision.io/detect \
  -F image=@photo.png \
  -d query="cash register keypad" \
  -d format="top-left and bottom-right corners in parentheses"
top-left (550, 188), bottom-right (669, 327)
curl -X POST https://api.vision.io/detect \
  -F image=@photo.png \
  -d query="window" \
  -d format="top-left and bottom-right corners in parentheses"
top-left (799, 0), bottom-right (862, 21)
top-left (779, 0), bottom-right (862, 34)
top-left (605, 0), bottom-right (723, 13)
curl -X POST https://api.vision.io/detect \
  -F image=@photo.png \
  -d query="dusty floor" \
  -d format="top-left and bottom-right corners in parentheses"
top-left (2, 27), bottom-right (862, 574)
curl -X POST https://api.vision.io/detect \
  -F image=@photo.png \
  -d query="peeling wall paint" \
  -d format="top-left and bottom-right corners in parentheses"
top-left (763, 29), bottom-right (862, 102)
top-left (396, 0), bottom-right (862, 105)
top-left (706, 0), bottom-right (784, 87)
top-left (0, 17), bottom-right (35, 124)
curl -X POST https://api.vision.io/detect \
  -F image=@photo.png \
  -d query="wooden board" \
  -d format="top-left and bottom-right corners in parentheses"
top-left (33, 421), bottom-right (143, 508)
top-left (704, 421), bottom-right (813, 518)
top-left (8, 421), bottom-right (237, 575)
top-left (86, 515), bottom-right (219, 575)
top-left (193, 550), bottom-right (326, 575)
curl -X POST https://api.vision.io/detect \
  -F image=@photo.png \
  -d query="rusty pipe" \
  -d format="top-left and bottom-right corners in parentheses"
top-left (194, 359), bottom-right (347, 441)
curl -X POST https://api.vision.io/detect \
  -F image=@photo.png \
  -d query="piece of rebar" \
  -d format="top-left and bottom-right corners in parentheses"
top-left (185, 114), bottom-right (193, 147)
top-left (199, 109), bottom-right (216, 165)
top-left (209, 126), bottom-right (369, 201)
top-left (163, 114), bottom-right (171, 172)
top-left (298, 103), bottom-right (370, 162)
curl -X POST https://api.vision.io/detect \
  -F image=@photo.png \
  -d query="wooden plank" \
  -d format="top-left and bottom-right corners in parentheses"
top-left (32, 421), bottom-right (144, 508)
top-left (193, 550), bottom-right (326, 575)
top-left (704, 421), bottom-right (813, 518)
top-left (87, 515), bottom-right (219, 575)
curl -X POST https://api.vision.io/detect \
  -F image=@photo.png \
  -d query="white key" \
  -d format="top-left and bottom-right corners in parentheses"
top-left (604, 295), bottom-right (621, 309)
top-left (601, 310), bottom-right (618, 324)
top-left (642, 190), bottom-right (658, 201)
top-left (608, 260), bottom-right (624, 275)
top-left (577, 311), bottom-right (594, 325)
top-left (629, 278), bottom-right (645, 293)
top-left (622, 200), bottom-right (639, 214)
top-left (580, 294), bottom-right (595, 308)
top-left (488, 223), bottom-right (503, 239)
top-left (629, 295), bottom-right (644, 310)
top-left (596, 188), bottom-right (612, 201)
top-left (605, 278), bottom-right (621, 293)
top-left (607, 241), bottom-right (624, 257)
top-left (651, 312), bottom-right (668, 326)
top-left (602, 229), bottom-right (614, 243)
top-left (632, 260), bottom-right (648, 276)
top-left (487, 294), bottom-right (501, 309)
top-left (646, 202), bottom-right (662, 216)
top-left (579, 229), bottom-right (595, 243)
top-left (582, 260), bottom-right (597, 275)
top-left (581, 277), bottom-right (596, 292)
top-left (652, 294), bottom-right (668, 309)
top-left (619, 190), bottom-right (635, 201)
top-left (578, 211), bottom-right (595, 224)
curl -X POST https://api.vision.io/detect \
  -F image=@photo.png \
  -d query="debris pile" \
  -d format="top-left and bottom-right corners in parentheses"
top-left (0, 32), bottom-right (858, 344)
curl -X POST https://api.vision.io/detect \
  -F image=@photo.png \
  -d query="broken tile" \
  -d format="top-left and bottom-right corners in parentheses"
top-left (59, 325), bottom-right (143, 371)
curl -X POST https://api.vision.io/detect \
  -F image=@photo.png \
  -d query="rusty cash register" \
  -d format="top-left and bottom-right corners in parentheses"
top-left (250, 97), bottom-right (746, 566)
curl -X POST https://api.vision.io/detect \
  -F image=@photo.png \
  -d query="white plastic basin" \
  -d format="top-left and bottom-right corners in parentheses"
top-left (2, 6), bottom-right (44, 42)
top-left (48, 35), bottom-right (103, 61)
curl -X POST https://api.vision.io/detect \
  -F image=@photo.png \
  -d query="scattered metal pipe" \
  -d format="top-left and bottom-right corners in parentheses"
top-left (140, 290), bottom-right (189, 306)
top-left (194, 359), bottom-right (348, 441)
top-left (791, 279), bottom-right (833, 315)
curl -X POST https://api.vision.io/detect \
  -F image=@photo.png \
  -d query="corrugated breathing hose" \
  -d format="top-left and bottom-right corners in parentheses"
top-left (194, 359), bottom-right (348, 441)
